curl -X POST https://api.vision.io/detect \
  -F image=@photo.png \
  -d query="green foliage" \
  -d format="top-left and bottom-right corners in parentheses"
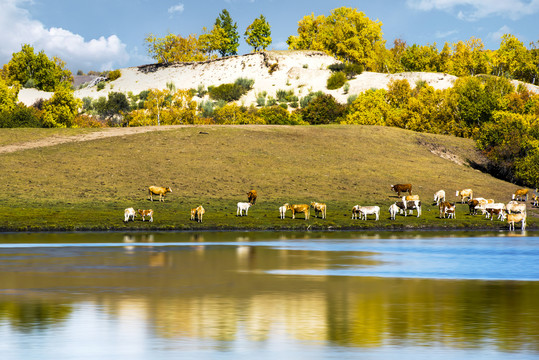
top-left (327, 71), bottom-right (347, 90)
top-left (207, 78), bottom-right (253, 102)
top-left (214, 9), bottom-right (240, 56)
top-left (344, 89), bottom-right (389, 125)
top-left (0, 104), bottom-right (42, 128)
top-left (198, 100), bottom-right (215, 117)
top-left (300, 91), bottom-right (324, 108)
top-left (145, 33), bottom-right (206, 63)
top-left (300, 94), bottom-right (346, 124)
top-left (197, 84), bottom-right (207, 97)
top-left (108, 70), bottom-right (121, 81)
top-left (244, 15), bottom-right (272, 52)
top-left (97, 82), bottom-right (105, 91)
top-left (257, 106), bottom-right (290, 124)
top-left (42, 87), bottom-right (82, 128)
top-left (328, 62), bottom-right (363, 79)
top-left (6, 44), bottom-right (72, 92)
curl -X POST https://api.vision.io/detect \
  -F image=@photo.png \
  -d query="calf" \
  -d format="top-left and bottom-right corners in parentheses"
top-left (391, 184), bottom-right (412, 197)
top-left (237, 202), bottom-right (252, 216)
top-left (310, 202), bottom-right (327, 219)
top-left (456, 189), bottom-right (473, 203)
top-left (439, 201), bottom-right (455, 218)
top-left (279, 204), bottom-right (288, 219)
top-left (148, 186), bottom-right (172, 202)
top-left (137, 209), bottom-right (154, 222)
top-left (352, 205), bottom-right (380, 220)
top-left (287, 204), bottom-right (310, 220)
top-left (507, 213), bottom-right (526, 231)
top-left (434, 190), bottom-right (446, 205)
top-left (124, 207), bottom-right (136, 222)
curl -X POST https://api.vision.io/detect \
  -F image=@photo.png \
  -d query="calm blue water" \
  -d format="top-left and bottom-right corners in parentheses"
top-left (0, 231), bottom-right (538, 360)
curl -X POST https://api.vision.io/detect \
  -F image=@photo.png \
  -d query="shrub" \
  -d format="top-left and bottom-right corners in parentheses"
top-left (97, 82), bottom-right (105, 91)
top-left (235, 77), bottom-right (254, 91)
top-left (300, 94), bottom-right (346, 125)
top-left (327, 71), bottom-right (347, 90)
top-left (300, 91), bottom-right (324, 108)
top-left (108, 69), bottom-right (121, 81)
top-left (208, 78), bottom-right (254, 103)
top-left (197, 84), bottom-right (207, 97)
top-left (268, 63), bottom-right (279, 74)
top-left (328, 62), bottom-right (363, 79)
top-left (198, 100), bottom-right (215, 117)
top-left (266, 96), bottom-right (276, 106)
top-left (257, 106), bottom-right (290, 124)
top-left (343, 83), bottom-right (350, 94)
top-left (256, 96), bottom-right (266, 107)
top-left (72, 114), bottom-right (106, 128)
top-left (0, 105), bottom-right (42, 128)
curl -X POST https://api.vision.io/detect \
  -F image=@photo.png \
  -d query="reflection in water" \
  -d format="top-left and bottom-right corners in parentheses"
top-left (0, 231), bottom-right (538, 359)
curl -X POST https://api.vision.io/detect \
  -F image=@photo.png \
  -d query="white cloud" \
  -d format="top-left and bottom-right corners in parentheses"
top-left (168, 3), bottom-right (184, 14)
top-left (435, 29), bottom-right (458, 38)
top-left (0, 0), bottom-right (129, 71)
top-left (488, 25), bottom-right (512, 43)
top-left (407, 0), bottom-right (539, 20)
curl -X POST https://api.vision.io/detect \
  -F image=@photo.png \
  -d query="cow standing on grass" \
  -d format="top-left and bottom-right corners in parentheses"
top-left (390, 184), bottom-right (412, 197)
top-left (247, 190), bottom-right (257, 205)
top-left (148, 186), bottom-right (172, 202)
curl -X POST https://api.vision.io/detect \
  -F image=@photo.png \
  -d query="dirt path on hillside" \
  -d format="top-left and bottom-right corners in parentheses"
top-left (0, 126), bottom-right (182, 154)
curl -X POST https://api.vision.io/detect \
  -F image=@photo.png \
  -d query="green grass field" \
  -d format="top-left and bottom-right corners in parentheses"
top-left (0, 125), bottom-right (536, 231)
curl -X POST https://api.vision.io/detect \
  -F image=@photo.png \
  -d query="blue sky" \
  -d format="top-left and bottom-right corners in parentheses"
top-left (1, 0), bottom-right (538, 72)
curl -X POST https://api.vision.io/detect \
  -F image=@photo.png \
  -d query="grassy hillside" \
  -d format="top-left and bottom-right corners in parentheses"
top-left (0, 125), bottom-right (536, 231)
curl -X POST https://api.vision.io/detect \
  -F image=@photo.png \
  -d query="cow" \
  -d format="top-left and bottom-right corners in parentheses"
top-left (287, 204), bottom-right (310, 220)
top-left (237, 202), bottom-right (252, 216)
top-left (391, 184), bottom-right (412, 197)
top-left (190, 205), bottom-right (205, 222)
top-left (506, 201), bottom-right (526, 215)
top-left (247, 190), bottom-right (258, 205)
top-left (439, 201), bottom-right (454, 218)
top-left (389, 203), bottom-right (399, 220)
top-left (475, 202), bottom-right (505, 218)
top-left (445, 203), bottom-right (456, 219)
top-left (456, 189), bottom-right (473, 203)
top-left (352, 205), bottom-right (380, 221)
top-left (512, 189), bottom-right (529, 201)
top-left (310, 202), bottom-right (327, 219)
top-left (137, 209), bottom-right (154, 222)
top-left (468, 199), bottom-right (480, 215)
top-left (279, 204), bottom-right (288, 219)
top-left (124, 207), bottom-right (136, 222)
top-left (148, 186), bottom-right (172, 202)
top-left (507, 213), bottom-right (526, 231)
top-left (402, 195), bottom-right (419, 211)
top-left (434, 190), bottom-right (446, 205)
top-left (532, 194), bottom-right (538, 207)
top-left (395, 200), bottom-right (422, 217)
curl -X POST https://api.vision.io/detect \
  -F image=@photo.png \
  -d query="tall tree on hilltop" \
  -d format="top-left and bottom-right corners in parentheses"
top-left (215, 9), bottom-right (239, 56)
top-left (244, 15), bottom-right (272, 52)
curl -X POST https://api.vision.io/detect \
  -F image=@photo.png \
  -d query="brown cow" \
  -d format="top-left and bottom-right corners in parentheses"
top-left (391, 184), bottom-right (412, 197)
top-left (148, 186), bottom-right (172, 202)
top-left (468, 199), bottom-right (480, 215)
top-left (507, 213), bottom-right (526, 231)
top-left (247, 190), bottom-right (258, 205)
top-left (286, 204), bottom-right (310, 220)
top-left (137, 209), bottom-right (154, 222)
top-left (512, 189), bottom-right (529, 201)
top-left (311, 202), bottom-right (327, 219)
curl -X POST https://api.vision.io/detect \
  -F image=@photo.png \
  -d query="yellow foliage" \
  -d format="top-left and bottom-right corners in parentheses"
top-left (213, 104), bottom-right (265, 124)
top-left (344, 89), bottom-right (389, 125)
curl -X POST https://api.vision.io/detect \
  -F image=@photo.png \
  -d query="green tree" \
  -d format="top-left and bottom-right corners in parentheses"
top-left (493, 34), bottom-right (531, 80)
top-left (145, 33), bottom-right (206, 63)
top-left (286, 13), bottom-right (326, 51)
top-left (0, 77), bottom-right (19, 113)
top-left (199, 25), bottom-right (228, 58)
top-left (42, 87), bottom-right (82, 128)
top-left (300, 94), bottom-right (346, 124)
top-left (244, 15), bottom-right (272, 52)
top-left (214, 9), bottom-right (239, 56)
top-left (344, 89), bottom-right (389, 125)
top-left (6, 44), bottom-right (72, 91)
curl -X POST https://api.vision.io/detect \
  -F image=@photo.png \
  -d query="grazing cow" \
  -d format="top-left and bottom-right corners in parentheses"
top-left (352, 205), bottom-right (380, 221)
top-left (310, 202), bottom-right (327, 219)
top-left (247, 190), bottom-right (258, 205)
top-left (439, 201), bottom-right (454, 218)
top-left (468, 199), bottom-right (480, 215)
top-left (512, 189), bottom-right (529, 201)
top-left (137, 209), bottom-right (154, 222)
top-left (507, 213), bottom-right (526, 231)
top-left (279, 204), bottom-right (288, 219)
top-left (237, 202), bottom-right (252, 216)
top-left (124, 207), bottom-right (136, 222)
top-left (506, 201), bottom-right (526, 215)
top-left (190, 206), bottom-right (205, 222)
top-left (391, 184), bottom-right (412, 197)
top-left (287, 204), bottom-right (310, 220)
top-left (389, 203), bottom-right (399, 220)
top-left (456, 189), bottom-right (473, 203)
top-left (148, 186), bottom-right (172, 202)
top-left (475, 202), bottom-right (504, 218)
top-left (532, 194), bottom-right (538, 207)
top-left (434, 190), bottom-right (446, 205)
top-left (395, 200), bottom-right (422, 217)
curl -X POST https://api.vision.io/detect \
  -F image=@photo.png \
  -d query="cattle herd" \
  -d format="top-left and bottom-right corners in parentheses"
top-left (123, 185), bottom-right (537, 231)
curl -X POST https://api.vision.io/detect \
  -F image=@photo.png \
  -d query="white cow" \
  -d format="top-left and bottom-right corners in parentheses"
top-left (353, 205), bottom-right (380, 221)
top-left (279, 204), bottom-right (288, 219)
top-left (124, 207), bottom-right (136, 222)
top-left (506, 201), bottom-right (526, 215)
top-left (434, 190), bottom-right (446, 205)
top-left (389, 203), bottom-right (399, 220)
top-left (507, 213), bottom-right (526, 231)
top-left (237, 202), bottom-right (252, 216)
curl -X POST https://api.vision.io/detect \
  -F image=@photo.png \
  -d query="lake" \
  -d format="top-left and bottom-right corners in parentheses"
top-left (0, 231), bottom-right (538, 359)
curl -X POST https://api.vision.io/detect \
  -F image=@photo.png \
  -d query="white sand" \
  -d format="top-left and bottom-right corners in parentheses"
top-left (17, 50), bottom-right (539, 106)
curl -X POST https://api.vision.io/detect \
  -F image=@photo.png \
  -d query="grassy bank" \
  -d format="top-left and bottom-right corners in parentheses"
top-left (0, 125), bottom-right (536, 231)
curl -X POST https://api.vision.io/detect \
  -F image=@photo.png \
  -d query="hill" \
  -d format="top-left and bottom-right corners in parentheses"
top-left (0, 125), bottom-right (536, 231)
top-left (17, 50), bottom-right (538, 107)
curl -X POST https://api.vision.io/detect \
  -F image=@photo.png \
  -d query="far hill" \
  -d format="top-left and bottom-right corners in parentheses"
top-left (18, 50), bottom-right (539, 107)
top-left (0, 125), bottom-right (536, 231)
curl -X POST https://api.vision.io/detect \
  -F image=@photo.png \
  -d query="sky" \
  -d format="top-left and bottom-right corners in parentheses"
top-left (1, 0), bottom-right (538, 72)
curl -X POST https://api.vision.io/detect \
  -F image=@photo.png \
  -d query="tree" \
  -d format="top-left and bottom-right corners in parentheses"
top-left (6, 44), bottom-right (72, 91)
top-left (199, 25), bottom-right (228, 58)
top-left (0, 77), bottom-right (19, 113)
top-left (244, 15), bottom-right (272, 52)
top-left (42, 87), bottom-right (81, 128)
top-left (215, 9), bottom-right (239, 56)
top-left (300, 94), bottom-right (345, 124)
top-left (286, 13), bottom-right (326, 51)
top-left (493, 34), bottom-right (534, 82)
top-left (145, 33), bottom-right (206, 63)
